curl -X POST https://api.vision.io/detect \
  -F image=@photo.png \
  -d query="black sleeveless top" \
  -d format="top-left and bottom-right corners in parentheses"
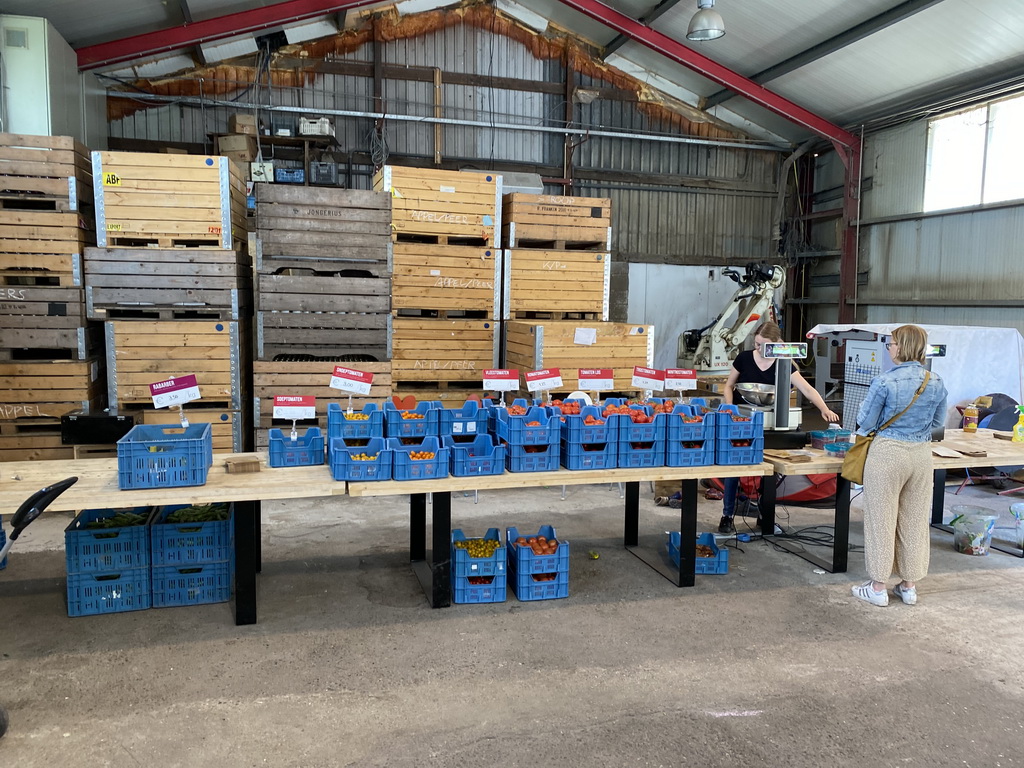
top-left (731, 350), bottom-right (777, 386)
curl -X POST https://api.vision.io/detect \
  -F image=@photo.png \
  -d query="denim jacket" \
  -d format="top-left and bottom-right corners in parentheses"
top-left (856, 362), bottom-right (948, 442)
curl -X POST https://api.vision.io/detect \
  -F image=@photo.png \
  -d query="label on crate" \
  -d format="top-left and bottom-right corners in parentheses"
top-left (103, 172), bottom-right (121, 186)
top-left (329, 367), bottom-right (374, 396)
top-left (632, 366), bottom-right (665, 391)
top-left (578, 368), bottom-right (614, 391)
top-left (483, 369), bottom-right (519, 392)
top-left (150, 375), bottom-right (201, 408)
top-left (273, 396), bottom-right (316, 420)
top-left (526, 368), bottom-right (563, 392)
top-left (665, 368), bottom-right (698, 391)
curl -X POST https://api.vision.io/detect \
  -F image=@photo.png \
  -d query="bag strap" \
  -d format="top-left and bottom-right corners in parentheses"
top-left (869, 370), bottom-right (931, 436)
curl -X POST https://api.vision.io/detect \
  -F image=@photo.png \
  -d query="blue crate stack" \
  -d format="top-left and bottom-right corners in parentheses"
top-left (665, 404), bottom-right (716, 467)
top-left (506, 525), bottom-right (570, 601)
top-left (714, 405), bottom-right (765, 464)
top-left (560, 405), bottom-right (618, 470)
top-left (451, 528), bottom-right (507, 603)
top-left (150, 503), bottom-right (235, 608)
top-left (439, 400), bottom-right (489, 439)
top-left (494, 405), bottom-right (561, 472)
top-left (613, 405), bottom-right (667, 468)
top-left (65, 507), bottom-right (152, 617)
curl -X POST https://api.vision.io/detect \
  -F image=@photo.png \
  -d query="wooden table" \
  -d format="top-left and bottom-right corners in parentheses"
top-left (349, 463), bottom-right (775, 607)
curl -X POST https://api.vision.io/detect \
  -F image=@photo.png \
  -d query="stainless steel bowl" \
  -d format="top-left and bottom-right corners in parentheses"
top-left (735, 382), bottom-right (776, 407)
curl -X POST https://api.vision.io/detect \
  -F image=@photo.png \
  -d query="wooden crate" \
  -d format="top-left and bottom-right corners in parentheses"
top-left (92, 151), bottom-right (248, 249)
top-left (502, 194), bottom-right (611, 250)
top-left (253, 360), bottom-right (391, 448)
top-left (0, 133), bottom-right (93, 211)
top-left (253, 184), bottom-right (392, 275)
top-left (391, 318), bottom-right (499, 394)
top-left (373, 166), bottom-right (502, 246)
top-left (504, 321), bottom-right (654, 394)
top-left (392, 244), bottom-right (501, 318)
top-left (139, 407), bottom-right (245, 453)
top-left (84, 247), bottom-right (251, 320)
top-left (0, 286), bottom-right (102, 359)
top-left (503, 249), bottom-right (609, 321)
top-left (105, 320), bottom-right (247, 408)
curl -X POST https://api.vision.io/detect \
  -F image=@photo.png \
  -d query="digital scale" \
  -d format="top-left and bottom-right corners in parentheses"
top-left (735, 342), bottom-right (807, 432)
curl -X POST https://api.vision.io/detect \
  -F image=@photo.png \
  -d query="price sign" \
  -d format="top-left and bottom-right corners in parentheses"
top-left (665, 368), bottom-right (698, 391)
top-left (273, 395), bottom-right (316, 420)
top-left (150, 375), bottom-right (201, 409)
top-left (578, 368), bottom-right (614, 391)
top-left (632, 366), bottom-right (665, 391)
top-left (329, 366), bottom-right (374, 396)
top-left (483, 369), bottom-right (519, 392)
top-left (525, 368), bottom-right (563, 393)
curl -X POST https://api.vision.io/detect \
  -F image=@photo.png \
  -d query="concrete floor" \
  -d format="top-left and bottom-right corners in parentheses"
top-left (1, 477), bottom-right (1023, 768)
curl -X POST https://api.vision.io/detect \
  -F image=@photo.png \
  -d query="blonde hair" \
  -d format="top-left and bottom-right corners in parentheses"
top-left (755, 321), bottom-right (783, 342)
top-left (890, 324), bottom-right (928, 364)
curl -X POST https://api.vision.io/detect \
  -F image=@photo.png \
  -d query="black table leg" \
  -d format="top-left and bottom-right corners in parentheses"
top-left (832, 475), bottom-right (850, 573)
top-left (234, 499), bottom-right (258, 626)
top-left (931, 468), bottom-right (946, 525)
top-left (624, 481), bottom-right (639, 547)
top-left (677, 478), bottom-right (697, 588)
top-left (759, 471), bottom-right (777, 533)
top-left (410, 492), bottom-right (426, 561)
top-left (625, 478), bottom-right (698, 587)
top-left (410, 492), bottom-right (451, 608)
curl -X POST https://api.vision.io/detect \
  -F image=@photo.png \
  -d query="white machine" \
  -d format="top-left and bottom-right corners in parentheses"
top-left (677, 263), bottom-right (785, 373)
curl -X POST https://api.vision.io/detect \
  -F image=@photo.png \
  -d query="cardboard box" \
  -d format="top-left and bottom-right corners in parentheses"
top-left (217, 134), bottom-right (257, 156)
top-left (229, 113), bottom-right (257, 135)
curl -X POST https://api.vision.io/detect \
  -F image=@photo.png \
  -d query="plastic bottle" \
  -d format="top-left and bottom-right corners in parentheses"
top-left (963, 402), bottom-right (979, 433)
top-left (1013, 405), bottom-right (1024, 443)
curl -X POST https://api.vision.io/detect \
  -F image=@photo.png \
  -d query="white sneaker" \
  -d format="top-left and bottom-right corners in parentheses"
top-left (851, 581), bottom-right (889, 607)
top-left (892, 583), bottom-right (917, 605)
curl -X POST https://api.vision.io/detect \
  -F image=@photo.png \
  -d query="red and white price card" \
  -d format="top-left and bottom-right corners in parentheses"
top-left (578, 368), bottom-right (614, 391)
top-left (149, 374), bottom-right (201, 409)
top-left (525, 368), bottom-right (563, 393)
top-left (665, 368), bottom-right (698, 391)
top-left (483, 369), bottom-right (519, 392)
top-left (632, 366), bottom-right (665, 391)
top-left (273, 395), bottom-right (316, 420)
top-left (329, 366), bottom-right (374, 396)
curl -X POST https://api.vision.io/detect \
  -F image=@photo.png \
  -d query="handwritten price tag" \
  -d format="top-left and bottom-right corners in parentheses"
top-left (149, 375), bottom-right (201, 409)
top-left (273, 395), bottom-right (316, 420)
top-left (525, 368), bottom-right (563, 392)
top-left (483, 369), bottom-right (519, 392)
top-left (578, 368), bottom-right (614, 391)
top-left (329, 366), bottom-right (374, 396)
top-left (632, 366), bottom-right (665, 391)
top-left (665, 368), bottom-right (698, 391)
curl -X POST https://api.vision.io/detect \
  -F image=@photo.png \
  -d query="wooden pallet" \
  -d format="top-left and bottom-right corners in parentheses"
top-left (0, 286), bottom-right (103, 359)
top-left (257, 313), bottom-right (389, 361)
top-left (105, 319), bottom-right (248, 408)
top-left (501, 193), bottom-right (611, 250)
top-left (391, 243), bottom-right (500, 317)
top-left (92, 151), bottom-right (248, 249)
top-left (503, 248), bottom-right (609, 320)
top-left (84, 247), bottom-right (251, 320)
top-left (391, 318), bottom-right (499, 389)
top-left (504, 321), bottom-right (654, 393)
top-left (253, 184), bottom-right (392, 276)
top-left (0, 133), bottom-right (93, 213)
top-left (373, 166), bottom-right (502, 246)
top-left (0, 427), bottom-right (75, 462)
top-left (0, 359), bottom-right (105, 427)
top-left (138, 406), bottom-right (246, 452)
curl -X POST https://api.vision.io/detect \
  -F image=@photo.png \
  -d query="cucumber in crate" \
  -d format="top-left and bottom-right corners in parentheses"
top-left (451, 528), bottom-right (507, 604)
top-left (149, 503), bottom-right (233, 567)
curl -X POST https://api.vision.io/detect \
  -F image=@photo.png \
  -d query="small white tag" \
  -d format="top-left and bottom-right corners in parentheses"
top-left (573, 327), bottom-right (597, 345)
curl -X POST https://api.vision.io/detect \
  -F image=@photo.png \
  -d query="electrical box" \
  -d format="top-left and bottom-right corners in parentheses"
top-left (250, 161), bottom-right (275, 183)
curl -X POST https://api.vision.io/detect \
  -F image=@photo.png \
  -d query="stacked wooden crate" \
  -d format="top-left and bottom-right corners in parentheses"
top-left (374, 166), bottom-right (503, 407)
top-left (251, 184), bottom-right (393, 447)
top-left (88, 151), bottom-right (252, 451)
top-left (0, 133), bottom-right (102, 460)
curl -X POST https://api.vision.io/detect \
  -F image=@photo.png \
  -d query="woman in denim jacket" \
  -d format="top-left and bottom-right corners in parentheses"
top-left (851, 324), bottom-right (948, 607)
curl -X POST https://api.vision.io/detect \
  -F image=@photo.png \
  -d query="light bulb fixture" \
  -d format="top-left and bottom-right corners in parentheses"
top-left (686, 0), bottom-right (725, 41)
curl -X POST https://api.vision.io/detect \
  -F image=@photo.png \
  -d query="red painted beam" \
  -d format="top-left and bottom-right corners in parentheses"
top-left (77, 0), bottom-right (381, 70)
top-left (556, 0), bottom-right (859, 149)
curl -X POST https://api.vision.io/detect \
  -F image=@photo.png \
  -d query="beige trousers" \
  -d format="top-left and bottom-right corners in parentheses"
top-left (861, 436), bottom-right (933, 583)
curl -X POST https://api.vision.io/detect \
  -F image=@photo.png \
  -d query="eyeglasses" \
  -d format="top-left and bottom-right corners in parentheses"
top-left (885, 342), bottom-right (898, 348)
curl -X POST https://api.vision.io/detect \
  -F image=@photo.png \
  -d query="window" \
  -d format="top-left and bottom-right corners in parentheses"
top-left (923, 93), bottom-right (1024, 212)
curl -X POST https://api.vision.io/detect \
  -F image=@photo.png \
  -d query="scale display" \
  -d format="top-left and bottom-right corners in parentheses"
top-left (761, 342), bottom-right (807, 359)
top-left (927, 344), bottom-right (946, 357)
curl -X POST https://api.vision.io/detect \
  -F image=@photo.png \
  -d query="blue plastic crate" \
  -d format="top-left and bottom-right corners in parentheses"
top-left (493, 406), bottom-right (560, 446)
top-left (443, 435), bottom-right (506, 477)
top-left (452, 574), bottom-right (507, 604)
top-left (329, 437), bottom-right (393, 481)
top-left (66, 569), bottom-right (151, 617)
top-left (506, 525), bottom-right (570, 575)
top-left (561, 439), bottom-right (616, 470)
top-left (267, 427), bottom-right (325, 467)
top-left (714, 406), bottom-right (765, 440)
top-left (274, 167), bottom-right (305, 183)
top-left (439, 401), bottom-right (489, 437)
top-left (116, 423), bottom-right (213, 490)
top-left (151, 561), bottom-right (233, 608)
top-left (665, 438), bottom-right (714, 467)
top-left (388, 436), bottom-right (449, 480)
top-left (384, 401), bottom-right (442, 438)
top-left (666, 405), bottom-right (715, 442)
top-left (452, 528), bottom-right (507, 578)
top-left (504, 442), bottom-right (560, 472)
top-left (715, 436), bottom-right (764, 465)
top-left (508, 563), bottom-right (569, 601)
top-left (149, 503), bottom-right (233, 567)
top-left (617, 438), bottom-right (666, 468)
top-left (612, 407), bottom-right (667, 443)
top-left (667, 531), bottom-right (729, 574)
top-left (327, 403), bottom-right (384, 440)
top-left (560, 406), bottom-right (618, 444)
top-left (65, 507), bottom-right (151, 575)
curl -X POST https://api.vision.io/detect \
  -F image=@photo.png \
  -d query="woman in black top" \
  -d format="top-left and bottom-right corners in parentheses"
top-left (718, 321), bottom-right (840, 534)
